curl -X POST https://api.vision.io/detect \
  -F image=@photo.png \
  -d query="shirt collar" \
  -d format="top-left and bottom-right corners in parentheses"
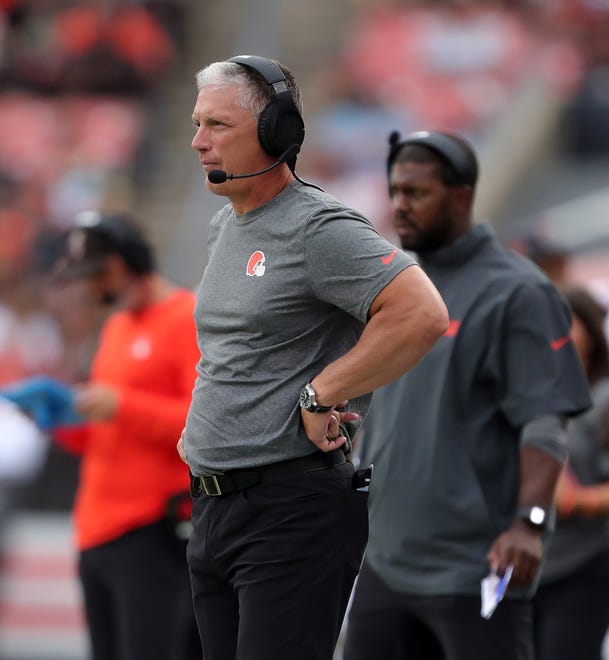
top-left (418, 222), bottom-right (494, 268)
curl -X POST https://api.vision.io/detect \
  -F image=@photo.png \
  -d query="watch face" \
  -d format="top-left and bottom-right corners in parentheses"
top-left (299, 384), bottom-right (314, 409)
top-left (299, 383), bottom-right (332, 412)
top-left (518, 505), bottom-right (547, 529)
top-left (529, 506), bottom-right (546, 526)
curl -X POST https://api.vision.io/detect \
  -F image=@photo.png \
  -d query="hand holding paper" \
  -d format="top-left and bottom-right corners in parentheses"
top-left (0, 376), bottom-right (85, 431)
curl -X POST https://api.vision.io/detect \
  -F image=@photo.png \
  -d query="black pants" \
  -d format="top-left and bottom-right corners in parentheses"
top-left (187, 460), bottom-right (368, 660)
top-left (79, 521), bottom-right (202, 660)
top-left (343, 560), bottom-right (534, 660)
top-left (533, 550), bottom-right (609, 660)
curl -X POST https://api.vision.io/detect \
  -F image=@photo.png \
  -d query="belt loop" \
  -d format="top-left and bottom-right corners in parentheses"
top-left (189, 470), bottom-right (199, 499)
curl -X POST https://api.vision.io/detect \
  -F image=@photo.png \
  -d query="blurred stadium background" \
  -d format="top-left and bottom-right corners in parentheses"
top-left (0, 0), bottom-right (608, 658)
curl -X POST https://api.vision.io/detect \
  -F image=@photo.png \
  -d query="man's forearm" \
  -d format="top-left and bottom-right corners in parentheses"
top-left (518, 445), bottom-right (564, 510)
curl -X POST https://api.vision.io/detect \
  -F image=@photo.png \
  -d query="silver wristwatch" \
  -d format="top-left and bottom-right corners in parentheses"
top-left (299, 382), bottom-right (333, 413)
top-left (517, 505), bottom-right (548, 531)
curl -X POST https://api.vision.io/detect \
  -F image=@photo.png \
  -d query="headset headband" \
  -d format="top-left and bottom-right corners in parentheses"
top-left (228, 55), bottom-right (289, 91)
top-left (387, 130), bottom-right (478, 186)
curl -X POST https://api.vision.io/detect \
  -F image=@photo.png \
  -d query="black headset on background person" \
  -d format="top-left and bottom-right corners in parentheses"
top-left (207, 55), bottom-right (324, 191)
top-left (386, 130), bottom-right (479, 188)
top-left (69, 210), bottom-right (155, 276)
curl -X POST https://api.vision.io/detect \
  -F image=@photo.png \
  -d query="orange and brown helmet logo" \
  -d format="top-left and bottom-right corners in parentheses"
top-left (246, 250), bottom-right (266, 277)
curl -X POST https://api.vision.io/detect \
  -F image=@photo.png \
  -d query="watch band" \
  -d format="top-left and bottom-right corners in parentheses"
top-left (516, 505), bottom-right (547, 530)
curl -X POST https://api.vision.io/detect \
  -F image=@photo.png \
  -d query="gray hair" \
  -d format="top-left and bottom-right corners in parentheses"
top-left (195, 59), bottom-right (303, 120)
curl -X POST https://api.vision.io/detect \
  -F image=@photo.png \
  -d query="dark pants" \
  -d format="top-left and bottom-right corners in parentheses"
top-left (79, 521), bottom-right (202, 660)
top-left (343, 560), bottom-right (534, 660)
top-left (533, 550), bottom-right (609, 660)
top-left (187, 460), bottom-right (368, 660)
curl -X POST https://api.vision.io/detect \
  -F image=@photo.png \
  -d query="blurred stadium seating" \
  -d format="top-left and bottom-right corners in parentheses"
top-left (0, 513), bottom-right (87, 660)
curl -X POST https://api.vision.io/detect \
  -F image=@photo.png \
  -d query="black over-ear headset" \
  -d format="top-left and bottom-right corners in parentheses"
top-left (73, 211), bottom-right (155, 275)
top-left (227, 55), bottom-right (305, 159)
top-left (386, 130), bottom-right (478, 187)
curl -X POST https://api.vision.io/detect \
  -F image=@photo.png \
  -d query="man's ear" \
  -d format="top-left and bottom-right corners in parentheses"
top-left (450, 185), bottom-right (474, 216)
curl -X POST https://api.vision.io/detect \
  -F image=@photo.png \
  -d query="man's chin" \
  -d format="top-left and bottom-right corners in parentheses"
top-left (206, 178), bottom-right (230, 194)
top-left (397, 234), bottom-right (419, 252)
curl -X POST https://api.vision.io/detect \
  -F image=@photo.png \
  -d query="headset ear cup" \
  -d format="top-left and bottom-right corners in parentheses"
top-left (257, 105), bottom-right (278, 156)
top-left (258, 100), bottom-right (305, 158)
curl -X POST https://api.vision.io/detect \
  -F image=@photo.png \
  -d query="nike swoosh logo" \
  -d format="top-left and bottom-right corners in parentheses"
top-left (381, 249), bottom-right (398, 265)
top-left (550, 335), bottom-right (571, 351)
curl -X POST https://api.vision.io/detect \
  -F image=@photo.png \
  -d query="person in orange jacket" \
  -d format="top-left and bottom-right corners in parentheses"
top-left (4, 211), bottom-right (202, 660)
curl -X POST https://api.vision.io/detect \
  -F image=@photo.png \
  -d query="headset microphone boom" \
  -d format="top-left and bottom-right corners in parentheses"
top-left (207, 144), bottom-right (300, 184)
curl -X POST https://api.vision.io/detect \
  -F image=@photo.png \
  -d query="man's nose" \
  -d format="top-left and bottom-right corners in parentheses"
top-left (391, 191), bottom-right (410, 211)
top-left (192, 126), bottom-right (210, 152)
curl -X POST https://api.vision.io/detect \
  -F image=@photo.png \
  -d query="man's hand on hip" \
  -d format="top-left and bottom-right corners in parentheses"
top-left (301, 403), bottom-right (359, 453)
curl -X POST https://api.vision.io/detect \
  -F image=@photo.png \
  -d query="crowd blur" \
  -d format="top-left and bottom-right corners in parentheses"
top-left (0, 0), bottom-right (187, 521)
top-left (299, 0), bottom-right (609, 239)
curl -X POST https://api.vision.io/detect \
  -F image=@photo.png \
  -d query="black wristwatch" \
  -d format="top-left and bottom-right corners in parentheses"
top-left (299, 382), bottom-right (333, 413)
top-left (517, 505), bottom-right (548, 531)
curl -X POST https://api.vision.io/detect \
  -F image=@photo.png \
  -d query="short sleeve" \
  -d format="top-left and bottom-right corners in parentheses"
top-left (303, 206), bottom-right (416, 323)
top-left (499, 282), bottom-right (591, 427)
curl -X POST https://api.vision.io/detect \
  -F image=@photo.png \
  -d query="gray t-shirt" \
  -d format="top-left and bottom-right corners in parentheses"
top-left (184, 181), bottom-right (414, 474)
top-left (360, 223), bottom-right (591, 597)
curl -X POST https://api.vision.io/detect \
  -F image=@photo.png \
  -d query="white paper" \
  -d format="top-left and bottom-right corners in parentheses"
top-left (480, 564), bottom-right (513, 619)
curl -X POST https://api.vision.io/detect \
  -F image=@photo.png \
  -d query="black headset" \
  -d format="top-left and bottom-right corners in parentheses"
top-left (73, 211), bottom-right (155, 275)
top-left (386, 130), bottom-right (478, 187)
top-left (227, 55), bottom-right (305, 159)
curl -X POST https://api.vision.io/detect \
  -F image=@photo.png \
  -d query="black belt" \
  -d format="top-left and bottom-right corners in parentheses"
top-left (190, 449), bottom-right (346, 498)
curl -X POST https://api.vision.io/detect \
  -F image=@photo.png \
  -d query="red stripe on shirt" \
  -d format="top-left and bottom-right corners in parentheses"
top-left (550, 334), bottom-right (571, 351)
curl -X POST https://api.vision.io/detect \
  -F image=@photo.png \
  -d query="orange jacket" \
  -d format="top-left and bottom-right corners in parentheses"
top-left (55, 289), bottom-right (199, 550)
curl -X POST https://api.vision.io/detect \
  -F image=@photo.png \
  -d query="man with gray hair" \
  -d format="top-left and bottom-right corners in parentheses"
top-left (178, 56), bottom-right (449, 659)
